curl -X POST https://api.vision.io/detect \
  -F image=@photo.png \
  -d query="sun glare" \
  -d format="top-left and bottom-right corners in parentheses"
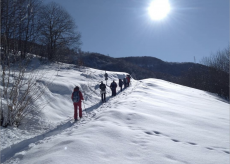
top-left (148, 0), bottom-right (171, 20)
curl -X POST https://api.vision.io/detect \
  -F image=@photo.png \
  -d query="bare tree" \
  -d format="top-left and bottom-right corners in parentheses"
top-left (1, 0), bottom-right (42, 60)
top-left (38, 2), bottom-right (81, 60)
top-left (0, 58), bottom-right (51, 127)
top-left (1, 0), bottom-right (19, 63)
top-left (20, 0), bottom-right (42, 59)
top-left (201, 46), bottom-right (229, 74)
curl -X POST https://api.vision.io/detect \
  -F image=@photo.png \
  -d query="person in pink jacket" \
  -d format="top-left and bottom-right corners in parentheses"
top-left (71, 86), bottom-right (84, 121)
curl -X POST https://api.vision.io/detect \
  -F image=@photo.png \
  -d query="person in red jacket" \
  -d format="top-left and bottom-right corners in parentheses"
top-left (126, 75), bottom-right (130, 87)
top-left (71, 86), bottom-right (84, 121)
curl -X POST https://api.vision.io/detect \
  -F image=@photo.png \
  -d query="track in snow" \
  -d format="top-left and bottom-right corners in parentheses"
top-left (1, 80), bottom-right (140, 163)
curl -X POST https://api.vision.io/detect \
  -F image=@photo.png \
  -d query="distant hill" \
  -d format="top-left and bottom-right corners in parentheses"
top-left (118, 56), bottom-right (199, 77)
top-left (79, 53), bottom-right (207, 80)
top-left (78, 53), bottom-right (156, 80)
top-left (76, 53), bottom-right (228, 99)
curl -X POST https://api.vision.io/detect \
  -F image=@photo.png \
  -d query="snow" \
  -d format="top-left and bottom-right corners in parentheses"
top-left (1, 59), bottom-right (229, 164)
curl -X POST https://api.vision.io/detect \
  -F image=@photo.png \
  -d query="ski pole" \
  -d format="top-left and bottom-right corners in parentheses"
top-left (82, 100), bottom-right (86, 110)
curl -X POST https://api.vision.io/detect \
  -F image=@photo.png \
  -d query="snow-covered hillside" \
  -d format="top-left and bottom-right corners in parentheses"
top-left (1, 61), bottom-right (229, 164)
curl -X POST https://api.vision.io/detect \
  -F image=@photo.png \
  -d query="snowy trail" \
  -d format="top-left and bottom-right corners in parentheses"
top-left (1, 120), bottom-right (74, 163)
top-left (1, 80), bottom-right (139, 163)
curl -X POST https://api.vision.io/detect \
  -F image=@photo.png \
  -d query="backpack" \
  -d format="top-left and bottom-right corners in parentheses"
top-left (123, 78), bottom-right (126, 83)
top-left (126, 76), bottom-right (130, 83)
top-left (119, 80), bottom-right (123, 86)
top-left (100, 84), bottom-right (106, 91)
top-left (111, 82), bottom-right (116, 89)
top-left (73, 91), bottom-right (80, 103)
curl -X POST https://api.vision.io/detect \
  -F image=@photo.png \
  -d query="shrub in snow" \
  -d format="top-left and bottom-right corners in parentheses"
top-left (0, 59), bottom-right (50, 127)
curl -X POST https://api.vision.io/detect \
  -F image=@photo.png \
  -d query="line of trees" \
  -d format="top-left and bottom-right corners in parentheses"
top-left (180, 64), bottom-right (229, 99)
top-left (180, 47), bottom-right (229, 99)
top-left (200, 47), bottom-right (229, 74)
top-left (1, 0), bottom-right (81, 62)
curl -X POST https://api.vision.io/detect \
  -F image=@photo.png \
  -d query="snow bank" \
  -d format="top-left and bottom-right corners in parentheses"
top-left (1, 60), bottom-right (127, 150)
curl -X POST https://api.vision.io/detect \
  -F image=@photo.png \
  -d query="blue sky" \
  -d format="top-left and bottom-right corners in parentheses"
top-left (45, 0), bottom-right (229, 62)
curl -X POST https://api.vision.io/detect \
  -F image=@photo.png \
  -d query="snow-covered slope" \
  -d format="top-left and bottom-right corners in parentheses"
top-left (1, 62), bottom-right (229, 164)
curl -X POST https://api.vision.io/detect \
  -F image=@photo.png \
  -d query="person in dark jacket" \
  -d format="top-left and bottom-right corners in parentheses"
top-left (99, 81), bottom-right (106, 102)
top-left (110, 80), bottom-right (117, 96)
top-left (71, 86), bottom-right (84, 121)
top-left (123, 78), bottom-right (127, 88)
top-left (119, 79), bottom-right (123, 91)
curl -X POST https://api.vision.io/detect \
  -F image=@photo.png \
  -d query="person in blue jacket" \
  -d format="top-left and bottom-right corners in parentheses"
top-left (110, 80), bottom-right (117, 96)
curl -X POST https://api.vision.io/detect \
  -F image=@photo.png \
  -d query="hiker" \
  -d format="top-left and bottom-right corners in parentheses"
top-left (104, 71), bottom-right (108, 85)
top-left (99, 81), bottom-right (106, 102)
top-left (71, 86), bottom-right (84, 121)
top-left (126, 75), bottom-right (131, 87)
top-left (123, 77), bottom-right (127, 88)
top-left (119, 79), bottom-right (123, 91)
top-left (110, 80), bottom-right (117, 96)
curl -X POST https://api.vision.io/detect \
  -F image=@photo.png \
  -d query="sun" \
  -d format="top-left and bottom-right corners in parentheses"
top-left (148, 0), bottom-right (171, 20)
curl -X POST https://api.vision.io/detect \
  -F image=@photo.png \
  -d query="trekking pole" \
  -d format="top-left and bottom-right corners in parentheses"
top-left (81, 91), bottom-right (85, 110)
top-left (82, 100), bottom-right (88, 118)
top-left (82, 100), bottom-right (86, 110)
